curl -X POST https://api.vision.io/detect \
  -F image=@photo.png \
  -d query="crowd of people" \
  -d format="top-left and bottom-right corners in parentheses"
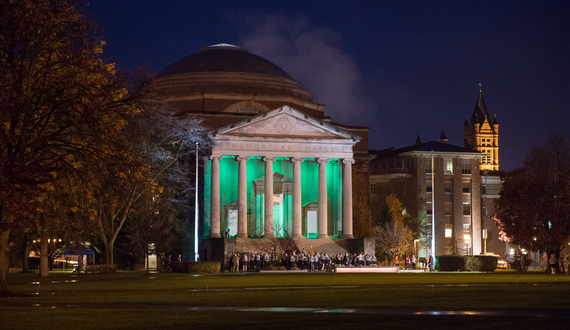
top-left (228, 249), bottom-right (380, 272)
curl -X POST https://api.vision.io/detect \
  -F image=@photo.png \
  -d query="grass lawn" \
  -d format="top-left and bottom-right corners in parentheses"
top-left (1, 270), bottom-right (569, 329)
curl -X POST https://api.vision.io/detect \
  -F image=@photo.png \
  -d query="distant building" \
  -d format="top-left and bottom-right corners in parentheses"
top-left (370, 133), bottom-right (484, 258)
top-left (370, 90), bottom-right (510, 262)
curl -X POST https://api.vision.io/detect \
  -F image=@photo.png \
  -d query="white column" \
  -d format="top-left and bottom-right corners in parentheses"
top-left (342, 158), bottom-right (355, 239)
top-left (209, 155), bottom-right (222, 238)
top-left (292, 157), bottom-right (304, 238)
top-left (237, 156), bottom-right (249, 238)
top-left (263, 157), bottom-right (276, 237)
top-left (317, 157), bottom-right (329, 238)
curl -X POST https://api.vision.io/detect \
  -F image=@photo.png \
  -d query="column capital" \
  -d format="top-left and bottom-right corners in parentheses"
top-left (291, 157), bottom-right (305, 163)
top-left (263, 156), bottom-right (276, 162)
top-left (317, 157), bottom-right (330, 164)
top-left (342, 158), bottom-right (355, 165)
top-left (209, 155), bottom-right (223, 161)
top-left (236, 156), bottom-right (250, 162)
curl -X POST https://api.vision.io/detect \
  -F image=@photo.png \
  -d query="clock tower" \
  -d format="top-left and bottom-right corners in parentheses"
top-left (463, 84), bottom-right (499, 171)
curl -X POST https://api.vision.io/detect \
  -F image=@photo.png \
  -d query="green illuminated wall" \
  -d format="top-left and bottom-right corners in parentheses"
top-left (204, 157), bottom-right (343, 239)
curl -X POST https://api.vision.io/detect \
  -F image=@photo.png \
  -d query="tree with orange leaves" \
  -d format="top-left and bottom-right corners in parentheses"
top-left (0, 0), bottom-right (145, 292)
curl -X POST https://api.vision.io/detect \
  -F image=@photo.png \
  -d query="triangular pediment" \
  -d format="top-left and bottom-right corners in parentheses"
top-left (210, 106), bottom-right (360, 141)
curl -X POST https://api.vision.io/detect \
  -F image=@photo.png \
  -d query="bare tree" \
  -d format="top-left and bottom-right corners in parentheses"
top-left (251, 223), bottom-right (297, 257)
top-left (93, 105), bottom-right (209, 265)
top-left (373, 221), bottom-right (413, 266)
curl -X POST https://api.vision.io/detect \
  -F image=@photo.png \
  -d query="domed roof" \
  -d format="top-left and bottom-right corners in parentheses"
top-left (155, 43), bottom-right (313, 102)
top-left (160, 44), bottom-right (293, 80)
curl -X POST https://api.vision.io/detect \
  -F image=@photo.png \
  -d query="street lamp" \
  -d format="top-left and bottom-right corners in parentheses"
top-left (414, 239), bottom-right (419, 258)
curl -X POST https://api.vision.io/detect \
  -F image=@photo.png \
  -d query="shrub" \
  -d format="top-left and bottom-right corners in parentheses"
top-left (181, 262), bottom-right (220, 274)
top-left (472, 256), bottom-right (498, 272)
top-left (435, 256), bottom-right (465, 271)
top-left (464, 256), bottom-right (482, 271)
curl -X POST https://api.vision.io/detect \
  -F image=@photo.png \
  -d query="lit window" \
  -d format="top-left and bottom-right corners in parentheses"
top-left (444, 158), bottom-right (453, 174)
top-left (445, 224), bottom-right (452, 238)
top-left (463, 224), bottom-right (470, 232)
top-left (426, 158), bottom-right (432, 174)
top-left (462, 159), bottom-right (471, 174)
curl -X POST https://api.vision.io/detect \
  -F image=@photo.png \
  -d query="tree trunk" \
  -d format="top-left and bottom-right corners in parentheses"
top-left (0, 210), bottom-right (14, 293)
top-left (22, 239), bottom-right (30, 273)
top-left (39, 233), bottom-right (49, 277)
top-left (0, 231), bottom-right (10, 293)
top-left (104, 237), bottom-right (115, 265)
top-left (146, 248), bottom-right (149, 275)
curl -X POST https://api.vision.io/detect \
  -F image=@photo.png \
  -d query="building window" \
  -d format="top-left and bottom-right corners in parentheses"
top-left (463, 203), bottom-right (470, 215)
top-left (444, 158), bottom-right (453, 174)
top-left (445, 224), bottom-right (452, 238)
top-left (463, 224), bottom-right (470, 232)
top-left (370, 183), bottom-right (377, 194)
top-left (463, 182), bottom-right (470, 193)
top-left (445, 202), bottom-right (452, 215)
top-left (462, 159), bottom-right (471, 174)
top-left (426, 182), bottom-right (432, 193)
top-left (427, 202), bottom-right (432, 215)
top-left (426, 158), bottom-right (432, 174)
top-left (396, 160), bottom-right (402, 168)
top-left (444, 181), bottom-right (452, 193)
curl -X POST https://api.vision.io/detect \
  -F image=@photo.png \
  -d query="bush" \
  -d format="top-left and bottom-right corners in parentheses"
top-left (472, 255), bottom-right (498, 272)
top-left (436, 255), bottom-right (498, 272)
top-left (180, 262), bottom-right (220, 274)
top-left (464, 256), bottom-right (482, 271)
top-left (435, 256), bottom-right (465, 271)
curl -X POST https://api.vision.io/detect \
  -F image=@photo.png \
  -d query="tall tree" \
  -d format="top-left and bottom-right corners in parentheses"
top-left (495, 134), bottom-right (570, 269)
top-left (373, 194), bottom-right (414, 265)
top-left (0, 0), bottom-right (142, 292)
top-left (93, 105), bottom-right (208, 265)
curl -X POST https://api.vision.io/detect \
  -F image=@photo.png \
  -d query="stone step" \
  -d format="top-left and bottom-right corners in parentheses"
top-left (293, 237), bottom-right (348, 256)
top-left (233, 237), bottom-right (348, 256)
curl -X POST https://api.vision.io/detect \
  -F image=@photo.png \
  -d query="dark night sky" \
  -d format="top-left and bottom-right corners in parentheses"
top-left (83, 1), bottom-right (570, 171)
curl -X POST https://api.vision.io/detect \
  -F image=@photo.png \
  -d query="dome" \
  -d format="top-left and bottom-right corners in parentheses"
top-left (160, 44), bottom-right (293, 80)
top-left (155, 44), bottom-right (313, 101)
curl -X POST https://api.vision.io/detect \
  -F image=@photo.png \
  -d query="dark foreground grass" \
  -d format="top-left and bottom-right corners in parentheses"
top-left (2, 270), bottom-right (569, 329)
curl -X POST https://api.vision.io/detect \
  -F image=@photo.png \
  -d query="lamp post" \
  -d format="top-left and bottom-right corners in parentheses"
top-left (194, 142), bottom-right (199, 262)
top-left (414, 239), bottom-right (419, 258)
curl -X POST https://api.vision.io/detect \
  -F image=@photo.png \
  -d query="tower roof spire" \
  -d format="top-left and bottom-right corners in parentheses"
top-left (439, 127), bottom-right (448, 143)
top-left (471, 83), bottom-right (491, 125)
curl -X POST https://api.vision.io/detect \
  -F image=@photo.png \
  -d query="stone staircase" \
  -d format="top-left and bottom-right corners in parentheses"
top-left (293, 237), bottom-right (348, 255)
top-left (234, 237), bottom-right (349, 255)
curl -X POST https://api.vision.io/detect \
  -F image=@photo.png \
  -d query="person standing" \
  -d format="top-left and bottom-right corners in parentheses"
top-left (394, 255), bottom-right (399, 269)
top-left (549, 254), bottom-right (558, 274)
top-left (405, 256), bottom-right (410, 270)
top-left (411, 255), bottom-right (417, 269)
